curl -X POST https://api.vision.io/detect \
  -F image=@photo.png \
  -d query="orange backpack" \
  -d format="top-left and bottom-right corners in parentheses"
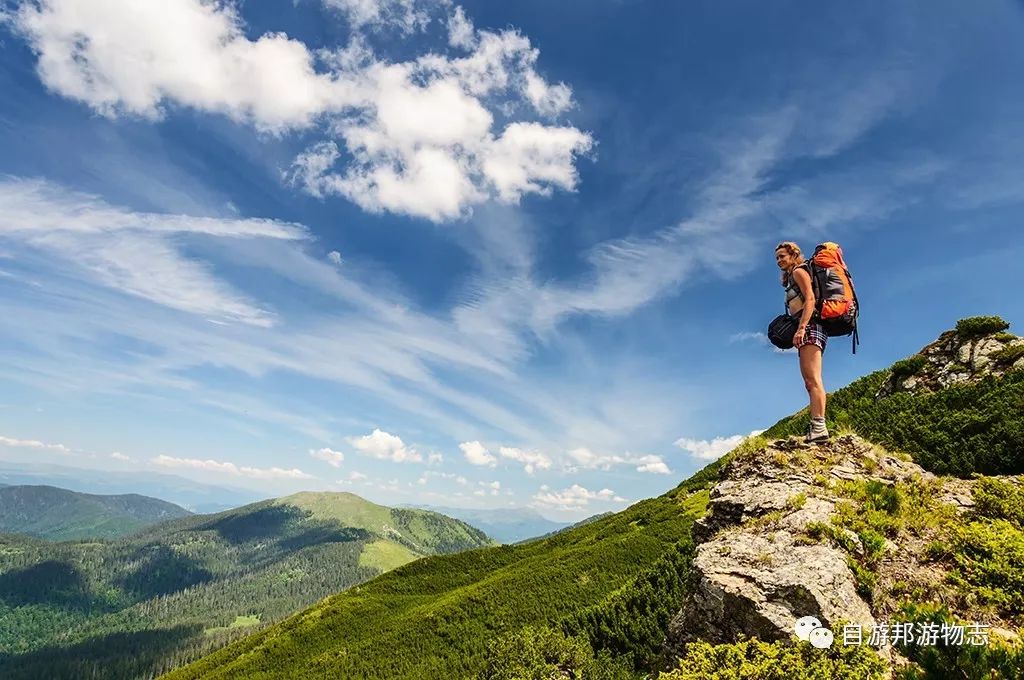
top-left (808, 242), bottom-right (860, 353)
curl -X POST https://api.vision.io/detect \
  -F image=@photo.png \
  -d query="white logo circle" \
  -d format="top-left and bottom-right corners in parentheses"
top-left (808, 627), bottom-right (835, 649)
top-left (793, 615), bottom-right (822, 641)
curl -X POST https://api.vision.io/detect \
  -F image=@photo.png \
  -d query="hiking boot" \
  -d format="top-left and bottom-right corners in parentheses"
top-left (805, 418), bottom-right (830, 444)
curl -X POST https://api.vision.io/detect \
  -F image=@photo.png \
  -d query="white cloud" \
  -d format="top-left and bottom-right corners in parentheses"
top-left (447, 5), bottom-right (475, 49)
top-left (11, 1), bottom-right (590, 222)
top-left (564, 446), bottom-right (631, 470)
top-left (288, 27), bottom-right (591, 221)
top-left (10, 0), bottom-right (348, 132)
top-left (560, 447), bottom-right (672, 475)
top-left (427, 451), bottom-right (444, 464)
top-left (729, 331), bottom-right (770, 345)
top-left (674, 429), bottom-right (766, 461)
top-left (322, 0), bottom-right (435, 34)
top-left (310, 447), bottom-right (346, 467)
top-left (153, 454), bottom-right (313, 479)
top-left (633, 454), bottom-right (672, 475)
top-left (328, 250), bottom-right (343, 265)
top-left (0, 434), bottom-right (71, 453)
top-left (459, 440), bottom-right (496, 466)
top-left (523, 71), bottom-right (573, 117)
top-left (498, 445), bottom-right (551, 474)
top-left (482, 123), bottom-right (592, 202)
top-left (347, 471), bottom-right (368, 481)
top-left (531, 484), bottom-right (624, 510)
top-left (110, 451), bottom-right (132, 462)
top-left (477, 479), bottom-right (501, 495)
top-left (347, 428), bottom-right (422, 462)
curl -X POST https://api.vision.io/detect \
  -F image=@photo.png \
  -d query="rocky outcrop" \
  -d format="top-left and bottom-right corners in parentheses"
top-left (876, 328), bottom-right (1024, 398)
top-left (664, 435), bottom-right (971, 668)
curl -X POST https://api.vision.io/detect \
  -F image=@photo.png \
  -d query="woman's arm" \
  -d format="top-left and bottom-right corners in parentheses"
top-left (793, 267), bottom-right (816, 329)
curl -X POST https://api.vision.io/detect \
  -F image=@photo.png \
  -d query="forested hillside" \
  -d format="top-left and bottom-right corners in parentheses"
top-left (166, 318), bottom-right (1024, 680)
top-left (164, 481), bottom-right (709, 679)
top-left (0, 491), bottom-right (491, 679)
top-left (0, 485), bottom-right (191, 540)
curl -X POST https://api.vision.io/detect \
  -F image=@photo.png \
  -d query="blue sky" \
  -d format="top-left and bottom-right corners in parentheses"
top-left (0, 0), bottom-right (1022, 520)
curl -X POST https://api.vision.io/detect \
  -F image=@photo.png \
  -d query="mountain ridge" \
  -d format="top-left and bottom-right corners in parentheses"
top-left (0, 484), bottom-right (192, 541)
top-left (0, 489), bottom-right (491, 679)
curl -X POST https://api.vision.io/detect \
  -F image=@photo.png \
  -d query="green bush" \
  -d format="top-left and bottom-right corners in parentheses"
top-left (660, 637), bottom-right (888, 680)
top-left (892, 602), bottom-right (1024, 679)
top-left (478, 627), bottom-right (633, 680)
top-left (956, 316), bottom-right (1010, 339)
top-left (947, 518), bottom-right (1024, 615)
top-left (991, 344), bottom-right (1024, 365)
top-left (995, 332), bottom-right (1018, 343)
top-left (891, 355), bottom-right (927, 379)
top-left (762, 367), bottom-right (1024, 476)
top-left (973, 478), bottom-right (1024, 526)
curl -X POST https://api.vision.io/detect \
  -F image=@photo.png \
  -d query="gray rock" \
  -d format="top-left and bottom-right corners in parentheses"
top-left (664, 434), bottom-right (967, 674)
top-left (875, 327), bottom-right (1022, 398)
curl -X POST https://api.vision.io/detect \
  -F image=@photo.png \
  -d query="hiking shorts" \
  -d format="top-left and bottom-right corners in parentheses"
top-left (795, 321), bottom-right (828, 354)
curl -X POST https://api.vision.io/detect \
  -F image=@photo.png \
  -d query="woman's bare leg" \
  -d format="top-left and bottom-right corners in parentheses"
top-left (799, 345), bottom-right (826, 419)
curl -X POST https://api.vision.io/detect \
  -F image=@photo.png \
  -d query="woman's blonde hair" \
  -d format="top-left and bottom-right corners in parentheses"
top-left (775, 241), bottom-right (805, 285)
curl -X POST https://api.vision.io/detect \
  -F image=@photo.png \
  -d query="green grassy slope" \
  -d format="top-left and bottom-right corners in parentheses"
top-left (280, 491), bottom-right (494, 554)
top-left (163, 487), bottom-right (709, 679)
top-left (0, 484), bottom-right (191, 540)
top-left (0, 491), bottom-right (491, 679)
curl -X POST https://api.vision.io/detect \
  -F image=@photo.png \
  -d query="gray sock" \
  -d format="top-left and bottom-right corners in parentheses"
top-left (810, 417), bottom-right (828, 432)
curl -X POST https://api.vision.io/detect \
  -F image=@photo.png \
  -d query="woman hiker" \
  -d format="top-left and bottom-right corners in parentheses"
top-left (775, 242), bottom-right (830, 443)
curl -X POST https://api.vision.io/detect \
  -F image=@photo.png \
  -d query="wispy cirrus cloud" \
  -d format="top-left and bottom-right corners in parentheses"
top-left (153, 454), bottom-right (314, 480)
top-left (0, 179), bottom-right (304, 327)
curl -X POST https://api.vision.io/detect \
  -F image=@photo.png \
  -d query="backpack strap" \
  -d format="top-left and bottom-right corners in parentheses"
top-left (847, 267), bottom-right (860, 355)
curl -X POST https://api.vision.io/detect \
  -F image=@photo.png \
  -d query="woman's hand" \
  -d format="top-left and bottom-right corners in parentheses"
top-left (793, 326), bottom-right (805, 346)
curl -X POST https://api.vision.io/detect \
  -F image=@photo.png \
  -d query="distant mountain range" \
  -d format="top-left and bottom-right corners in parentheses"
top-left (0, 489), bottom-right (494, 679)
top-left (0, 485), bottom-right (192, 541)
top-left (0, 462), bottom-right (262, 513)
top-left (407, 505), bottom-right (571, 543)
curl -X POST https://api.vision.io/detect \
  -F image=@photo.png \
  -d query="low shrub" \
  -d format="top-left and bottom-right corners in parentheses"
top-left (478, 627), bottom-right (633, 680)
top-left (956, 316), bottom-right (1010, 339)
top-left (660, 636), bottom-right (887, 680)
top-left (891, 356), bottom-right (927, 379)
top-left (892, 602), bottom-right (1024, 679)
top-left (947, 518), bottom-right (1024, 615)
top-left (991, 344), bottom-right (1024, 366)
